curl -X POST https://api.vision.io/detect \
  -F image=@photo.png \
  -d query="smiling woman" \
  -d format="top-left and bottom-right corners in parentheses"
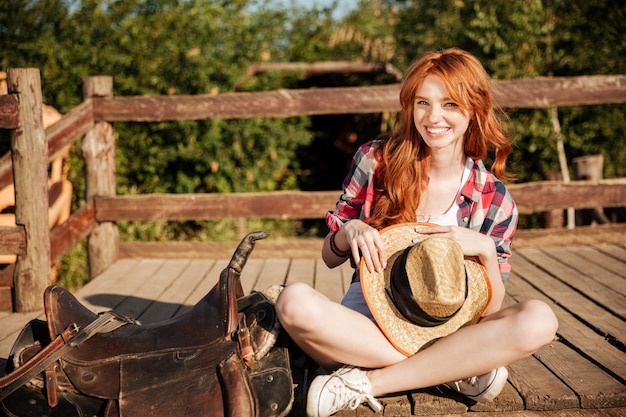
top-left (275, 48), bottom-right (559, 417)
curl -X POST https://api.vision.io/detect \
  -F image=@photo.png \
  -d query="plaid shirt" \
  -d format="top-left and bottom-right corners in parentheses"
top-left (325, 140), bottom-right (518, 281)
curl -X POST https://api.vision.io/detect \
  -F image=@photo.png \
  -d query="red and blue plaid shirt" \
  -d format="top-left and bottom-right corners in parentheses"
top-left (325, 140), bottom-right (518, 281)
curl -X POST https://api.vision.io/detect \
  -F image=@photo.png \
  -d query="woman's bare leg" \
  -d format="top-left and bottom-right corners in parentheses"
top-left (276, 283), bottom-right (558, 395)
top-left (367, 299), bottom-right (558, 396)
top-left (275, 282), bottom-right (406, 369)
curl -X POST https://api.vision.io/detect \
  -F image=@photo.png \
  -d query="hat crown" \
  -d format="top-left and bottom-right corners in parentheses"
top-left (403, 238), bottom-right (466, 317)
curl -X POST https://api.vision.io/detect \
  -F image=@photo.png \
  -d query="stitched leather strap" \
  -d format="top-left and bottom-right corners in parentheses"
top-left (0, 311), bottom-right (130, 401)
top-left (0, 323), bottom-right (78, 400)
top-left (237, 312), bottom-right (255, 367)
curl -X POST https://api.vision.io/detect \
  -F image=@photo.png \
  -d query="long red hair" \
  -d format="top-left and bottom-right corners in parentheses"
top-left (368, 48), bottom-right (512, 229)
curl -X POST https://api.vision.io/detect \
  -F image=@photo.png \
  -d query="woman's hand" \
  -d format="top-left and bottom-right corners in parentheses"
top-left (343, 220), bottom-right (387, 273)
top-left (325, 220), bottom-right (387, 273)
top-left (414, 225), bottom-right (493, 259)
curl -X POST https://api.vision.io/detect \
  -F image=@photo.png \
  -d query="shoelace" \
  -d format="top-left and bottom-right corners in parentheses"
top-left (453, 376), bottom-right (478, 391)
top-left (330, 371), bottom-right (382, 413)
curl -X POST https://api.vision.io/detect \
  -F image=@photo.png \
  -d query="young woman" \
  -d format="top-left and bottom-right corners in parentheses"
top-left (275, 48), bottom-right (558, 417)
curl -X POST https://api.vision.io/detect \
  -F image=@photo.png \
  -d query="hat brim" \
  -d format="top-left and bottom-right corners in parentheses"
top-left (360, 223), bottom-right (492, 356)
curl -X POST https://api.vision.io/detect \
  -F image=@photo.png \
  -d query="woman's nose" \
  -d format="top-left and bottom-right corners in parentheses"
top-left (426, 106), bottom-right (442, 122)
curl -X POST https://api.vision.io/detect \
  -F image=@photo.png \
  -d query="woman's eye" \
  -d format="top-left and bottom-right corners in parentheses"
top-left (444, 102), bottom-right (459, 107)
top-left (416, 100), bottom-right (428, 106)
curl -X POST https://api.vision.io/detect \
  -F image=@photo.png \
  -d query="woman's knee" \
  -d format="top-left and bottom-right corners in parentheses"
top-left (512, 299), bottom-right (559, 352)
top-left (275, 282), bottom-right (324, 330)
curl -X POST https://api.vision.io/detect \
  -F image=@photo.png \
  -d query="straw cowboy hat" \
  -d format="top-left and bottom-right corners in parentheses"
top-left (360, 223), bottom-right (492, 356)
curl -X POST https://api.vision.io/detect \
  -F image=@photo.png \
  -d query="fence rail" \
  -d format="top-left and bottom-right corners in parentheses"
top-left (91, 75), bottom-right (626, 122)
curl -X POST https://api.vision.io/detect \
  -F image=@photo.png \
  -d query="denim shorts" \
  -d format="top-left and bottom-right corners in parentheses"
top-left (341, 281), bottom-right (375, 321)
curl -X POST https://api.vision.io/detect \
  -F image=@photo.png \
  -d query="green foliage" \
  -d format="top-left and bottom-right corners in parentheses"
top-left (116, 117), bottom-right (311, 196)
top-left (56, 239), bottom-right (89, 290)
top-left (552, 0), bottom-right (625, 75)
top-left (394, 0), bottom-right (468, 65)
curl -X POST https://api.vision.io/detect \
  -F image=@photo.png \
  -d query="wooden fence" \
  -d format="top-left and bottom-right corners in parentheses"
top-left (0, 68), bottom-right (626, 312)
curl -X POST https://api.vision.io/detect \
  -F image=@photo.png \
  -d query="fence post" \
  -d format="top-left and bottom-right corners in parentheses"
top-left (7, 68), bottom-right (50, 312)
top-left (544, 171), bottom-right (564, 228)
top-left (81, 76), bottom-right (119, 278)
top-left (573, 154), bottom-right (610, 225)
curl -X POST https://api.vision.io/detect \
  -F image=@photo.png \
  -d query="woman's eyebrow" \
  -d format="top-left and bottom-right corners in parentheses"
top-left (414, 95), bottom-right (454, 101)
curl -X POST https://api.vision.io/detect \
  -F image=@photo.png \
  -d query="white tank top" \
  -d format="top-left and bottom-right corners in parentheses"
top-left (422, 157), bottom-right (472, 226)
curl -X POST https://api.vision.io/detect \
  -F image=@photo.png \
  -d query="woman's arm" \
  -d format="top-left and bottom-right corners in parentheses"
top-left (472, 236), bottom-right (505, 315)
top-left (323, 141), bottom-right (381, 269)
top-left (322, 229), bottom-right (351, 269)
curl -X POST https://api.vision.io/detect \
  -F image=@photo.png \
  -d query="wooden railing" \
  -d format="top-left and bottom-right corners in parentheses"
top-left (1, 68), bottom-right (626, 312)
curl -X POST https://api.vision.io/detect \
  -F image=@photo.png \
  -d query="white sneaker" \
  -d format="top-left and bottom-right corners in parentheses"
top-left (445, 367), bottom-right (509, 403)
top-left (306, 366), bottom-right (383, 417)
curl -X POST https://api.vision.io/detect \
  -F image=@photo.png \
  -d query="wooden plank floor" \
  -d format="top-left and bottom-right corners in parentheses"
top-left (1, 240), bottom-right (625, 416)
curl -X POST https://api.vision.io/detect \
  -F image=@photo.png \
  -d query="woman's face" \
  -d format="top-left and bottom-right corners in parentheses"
top-left (413, 74), bottom-right (471, 153)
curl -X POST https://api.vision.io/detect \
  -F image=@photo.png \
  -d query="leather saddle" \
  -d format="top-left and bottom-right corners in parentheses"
top-left (0, 231), bottom-right (293, 417)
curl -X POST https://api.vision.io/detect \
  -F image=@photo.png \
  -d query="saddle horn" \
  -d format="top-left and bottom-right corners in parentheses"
top-left (228, 230), bottom-right (269, 273)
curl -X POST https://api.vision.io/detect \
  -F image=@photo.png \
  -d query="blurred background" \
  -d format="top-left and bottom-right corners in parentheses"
top-left (1, 0), bottom-right (624, 287)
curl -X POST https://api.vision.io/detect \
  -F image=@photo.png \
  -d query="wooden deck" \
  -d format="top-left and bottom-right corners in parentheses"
top-left (1, 235), bottom-right (625, 416)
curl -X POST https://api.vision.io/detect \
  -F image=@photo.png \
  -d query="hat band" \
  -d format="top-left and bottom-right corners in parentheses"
top-left (385, 245), bottom-right (468, 328)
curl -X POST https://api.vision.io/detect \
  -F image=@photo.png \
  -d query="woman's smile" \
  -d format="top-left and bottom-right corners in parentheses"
top-left (425, 126), bottom-right (451, 135)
